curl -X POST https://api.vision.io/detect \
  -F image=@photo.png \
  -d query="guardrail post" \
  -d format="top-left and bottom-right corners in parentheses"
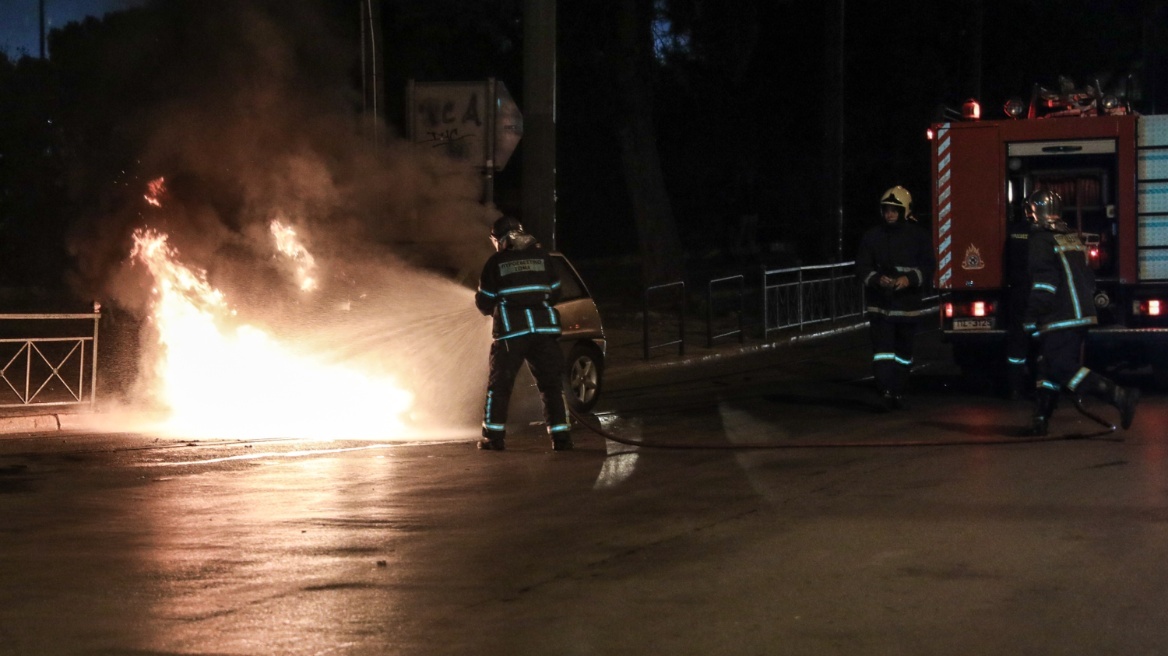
top-left (91, 304), bottom-right (101, 407)
top-left (760, 265), bottom-right (768, 342)
top-left (642, 281), bottom-right (686, 359)
top-left (705, 275), bottom-right (746, 347)
top-left (797, 267), bottom-right (805, 330)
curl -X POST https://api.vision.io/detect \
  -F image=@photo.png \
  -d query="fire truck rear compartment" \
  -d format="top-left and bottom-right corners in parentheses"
top-left (933, 113), bottom-right (1168, 388)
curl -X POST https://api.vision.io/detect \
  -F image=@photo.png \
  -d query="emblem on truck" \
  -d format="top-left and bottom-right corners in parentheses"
top-left (961, 244), bottom-right (985, 270)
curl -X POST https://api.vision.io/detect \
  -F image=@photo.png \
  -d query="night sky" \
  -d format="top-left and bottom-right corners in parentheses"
top-left (0, 0), bottom-right (144, 58)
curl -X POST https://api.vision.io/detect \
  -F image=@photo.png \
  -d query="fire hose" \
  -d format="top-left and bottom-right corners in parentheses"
top-left (567, 396), bottom-right (1119, 450)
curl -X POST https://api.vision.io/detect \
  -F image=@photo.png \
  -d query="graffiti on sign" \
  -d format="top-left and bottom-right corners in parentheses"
top-left (408, 80), bottom-right (523, 171)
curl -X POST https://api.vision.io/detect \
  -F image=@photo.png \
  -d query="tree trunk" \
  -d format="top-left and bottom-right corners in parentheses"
top-left (613, 0), bottom-right (685, 286)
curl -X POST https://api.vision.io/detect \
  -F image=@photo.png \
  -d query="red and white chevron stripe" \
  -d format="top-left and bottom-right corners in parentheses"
top-left (935, 123), bottom-right (953, 288)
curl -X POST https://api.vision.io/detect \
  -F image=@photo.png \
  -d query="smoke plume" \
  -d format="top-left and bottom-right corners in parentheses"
top-left (64, 1), bottom-right (505, 430)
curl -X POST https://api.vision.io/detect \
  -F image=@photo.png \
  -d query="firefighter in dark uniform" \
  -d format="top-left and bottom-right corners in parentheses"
top-left (856, 186), bottom-right (935, 410)
top-left (1021, 189), bottom-right (1139, 436)
top-left (475, 216), bottom-right (572, 451)
top-left (1003, 205), bottom-right (1038, 399)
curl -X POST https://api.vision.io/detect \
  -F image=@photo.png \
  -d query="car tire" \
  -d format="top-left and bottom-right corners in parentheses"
top-left (564, 342), bottom-right (604, 413)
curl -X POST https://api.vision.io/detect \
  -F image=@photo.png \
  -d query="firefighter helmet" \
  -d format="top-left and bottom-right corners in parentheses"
top-left (879, 186), bottom-right (914, 222)
top-left (490, 216), bottom-right (526, 251)
top-left (1025, 190), bottom-right (1064, 231)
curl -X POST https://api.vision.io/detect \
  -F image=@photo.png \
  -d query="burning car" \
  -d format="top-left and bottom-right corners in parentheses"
top-left (549, 253), bottom-right (606, 412)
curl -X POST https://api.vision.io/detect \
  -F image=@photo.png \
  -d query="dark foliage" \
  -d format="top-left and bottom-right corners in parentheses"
top-left (0, 0), bottom-right (1164, 300)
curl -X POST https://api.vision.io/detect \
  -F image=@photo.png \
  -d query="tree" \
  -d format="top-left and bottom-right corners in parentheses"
top-left (558, 0), bottom-right (687, 284)
top-left (611, 0), bottom-right (685, 284)
top-left (0, 53), bottom-right (73, 298)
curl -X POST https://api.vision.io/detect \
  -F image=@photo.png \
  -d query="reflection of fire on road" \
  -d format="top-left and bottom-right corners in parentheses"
top-left (130, 226), bottom-right (415, 439)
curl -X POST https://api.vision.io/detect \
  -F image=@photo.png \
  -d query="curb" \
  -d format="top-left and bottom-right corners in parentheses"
top-left (0, 414), bottom-right (62, 436)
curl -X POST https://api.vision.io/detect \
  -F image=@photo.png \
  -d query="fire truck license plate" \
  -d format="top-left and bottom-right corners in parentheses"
top-left (953, 318), bottom-right (993, 331)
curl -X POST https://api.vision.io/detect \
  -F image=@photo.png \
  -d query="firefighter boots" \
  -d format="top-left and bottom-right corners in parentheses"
top-left (1029, 387), bottom-right (1059, 437)
top-left (477, 437), bottom-right (505, 451)
top-left (1077, 371), bottom-right (1141, 430)
top-left (552, 436), bottom-right (574, 451)
top-left (1114, 386), bottom-right (1140, 430)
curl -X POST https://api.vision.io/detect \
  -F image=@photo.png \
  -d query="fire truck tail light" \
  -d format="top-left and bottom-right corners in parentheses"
top-left (1134, 299), bottom-right (1163, 316)
top-left (945, 300), bottom-right (996, 318)
top-left (926, 127), bottom-right (935, 141)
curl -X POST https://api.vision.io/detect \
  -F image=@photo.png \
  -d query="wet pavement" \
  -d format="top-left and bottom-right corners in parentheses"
top-left (3, 325), bottom-right (1168, 654)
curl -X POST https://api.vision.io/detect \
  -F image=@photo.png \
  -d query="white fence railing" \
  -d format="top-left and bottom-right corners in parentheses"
top-left (0, 312), bottom-right (100, 409)
top-left (762, 261), bottom-right (866, 340)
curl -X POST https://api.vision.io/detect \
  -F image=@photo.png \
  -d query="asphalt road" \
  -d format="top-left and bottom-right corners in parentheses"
top-left (2, 329), bottom-right (1167, 655)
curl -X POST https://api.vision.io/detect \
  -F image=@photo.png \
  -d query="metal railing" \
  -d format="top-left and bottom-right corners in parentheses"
top-left (636, 261), bottom-right (944, 357)
top-left (0, 312), bottom-right (101, 409)
top-left (761, 261), bottom-right (865, 340)
top-left (706, 274), bottom-right (745, 347)
top-left (642, 281), bottom-right (686, 358)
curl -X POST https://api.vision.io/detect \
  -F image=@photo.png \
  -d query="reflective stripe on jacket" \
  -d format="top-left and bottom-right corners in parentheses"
top-left (855, 221), bottom-right (935, 320)
top-left (1023, 229), bottom-right (1097, 335)
top-left (475, 246), bottom-right (562, 340)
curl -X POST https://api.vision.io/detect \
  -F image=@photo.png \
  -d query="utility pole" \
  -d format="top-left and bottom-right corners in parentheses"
top-left (522, 0), bottom-right (557, 250)
top-left (825, 0), bottom-right (845, 262)
top-left (40, 0), bottom-right (46, 59)
top-left (360, 0), bottom-right (385, 147)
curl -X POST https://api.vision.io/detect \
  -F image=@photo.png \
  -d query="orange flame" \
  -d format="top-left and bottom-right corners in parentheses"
top-left (130, 227), bottom-right (413, 439)
top-left (270, 218), bottom-right (318, 291)
top-left (144, 176), bottom-right (166, 207)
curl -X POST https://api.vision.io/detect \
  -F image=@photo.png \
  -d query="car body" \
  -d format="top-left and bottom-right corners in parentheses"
top-left (549, 253), bottom-right (606, 412)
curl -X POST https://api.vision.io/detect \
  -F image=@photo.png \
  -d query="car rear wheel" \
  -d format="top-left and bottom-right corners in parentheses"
top-left (564, 343), bottom-right (604, 413)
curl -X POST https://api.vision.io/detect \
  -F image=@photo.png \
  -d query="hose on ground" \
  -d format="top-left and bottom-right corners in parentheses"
top-left (568, 396), bottom-right (1118, 450)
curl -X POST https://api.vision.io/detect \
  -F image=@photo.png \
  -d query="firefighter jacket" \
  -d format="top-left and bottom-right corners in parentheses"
top-left (1023, 228), bottom-right (1097, 335)
top-left (1005, 222), bottom-right (1038, 290)
top-left (856, 221), bottom-right (935, 320)
top-left (475, 242), bottom-right (563, 340)
top-left (1004, 221), bottom-right (1039, 323)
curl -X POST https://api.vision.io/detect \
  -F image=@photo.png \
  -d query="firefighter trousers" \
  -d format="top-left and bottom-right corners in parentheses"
top-left (1034, 327), bottom-right (1120, 413)
top-left (1004, 288), bottom-right (1034, 397)
top-left (482, 333), bottom-right (569, 440)
top-left (868, 315), bottom-right (917, 395)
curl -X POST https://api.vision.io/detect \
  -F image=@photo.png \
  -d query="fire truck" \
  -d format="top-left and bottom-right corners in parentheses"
top-left (930, 82), bottom-right (1168, 384)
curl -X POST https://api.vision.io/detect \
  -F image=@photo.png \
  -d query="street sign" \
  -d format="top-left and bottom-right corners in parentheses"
top-left (407, 79), bottom-right (523, 171)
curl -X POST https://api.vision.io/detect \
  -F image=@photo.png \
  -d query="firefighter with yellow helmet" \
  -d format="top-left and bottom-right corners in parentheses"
top-left (855, 186), bottom-right (935, 410)
top-left (1021, 189), bottom-right (1139, 435)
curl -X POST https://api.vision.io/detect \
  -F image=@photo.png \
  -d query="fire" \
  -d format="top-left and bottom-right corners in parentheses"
top-left (269, 218), bottom-right (318, 291)
top-left (130, 228), bottom-right (414, 439)
top-left (144, 176), bottom-right (165, 207)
